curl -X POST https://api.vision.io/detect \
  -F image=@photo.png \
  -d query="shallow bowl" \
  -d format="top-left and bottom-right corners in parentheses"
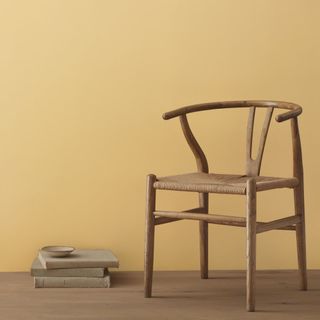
top-left (41, 246), bottom-right (75, 257)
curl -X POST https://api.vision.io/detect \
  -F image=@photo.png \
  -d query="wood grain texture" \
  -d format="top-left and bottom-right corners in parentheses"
top-left (154, 207), bottom-right (204, 225)
top-left (291, 117), bottom-right (307, 290)
top-left (256, 216), bottom-right (300, 234)
top-left (144, 174), bottom-right (156, 297)
top-left (179, 114), bottom-right (209, 173)
top-left (154, 210), bottom-right (295, 231)
top-left (246, 178), bottom-right (257, 312)
top-left (199, 192), bottom-right (209, 279)
top-left (1, 271), bottom-right (318, 319)
top-left (154, 216), bottom-right (180, 225)
top-left (163, 100), bottom-right (302, 121)
top-left (154, 211), bottom-right (249, 226)
top-left (246, 107), bottom-right (273, 176)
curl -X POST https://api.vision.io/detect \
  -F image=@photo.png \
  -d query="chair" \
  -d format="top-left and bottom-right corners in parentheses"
top-left (144, 101), bottom-right (307, 312)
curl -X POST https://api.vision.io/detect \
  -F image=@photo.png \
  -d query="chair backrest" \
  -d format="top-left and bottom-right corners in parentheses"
top-left (163, 101), bottom-right (303, 178)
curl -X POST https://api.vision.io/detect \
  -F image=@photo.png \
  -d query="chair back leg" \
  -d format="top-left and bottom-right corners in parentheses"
top-left (294, 185), bottom-right (308, 290)
top-left (144, 174), bottom-right (157, 297)
top-left (246, 179), bottom-right (257, 312)
top-left (199, 192), bottom-right (209, 279)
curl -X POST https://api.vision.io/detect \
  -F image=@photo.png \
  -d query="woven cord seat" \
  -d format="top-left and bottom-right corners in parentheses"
top-left (154, 172), bottom-right (299, 194)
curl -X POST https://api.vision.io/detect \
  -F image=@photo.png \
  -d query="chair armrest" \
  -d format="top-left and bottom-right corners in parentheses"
top-left (162, 102), bottom-right (230, 120)
top-left (275, 104), bottom-right (302, 122)
top-left (162, 101), bottom-right (303, 122)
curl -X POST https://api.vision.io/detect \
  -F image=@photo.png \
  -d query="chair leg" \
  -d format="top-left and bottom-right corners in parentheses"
top-left (246, 179), bottom-right (257, 312)
top-left (199, 192), bottom-right (209, 279)
top-left (144, 174), bottom-right (157, 298)
top-left (294, 186), bottom-right (307, 290)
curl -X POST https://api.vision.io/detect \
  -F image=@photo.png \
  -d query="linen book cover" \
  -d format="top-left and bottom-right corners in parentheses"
top-left (38, 249), bottom-right (119, 269)
top-left (31, 258), bottom-right (106, 277)
top-left (34, 272), bottom-right (111, 288)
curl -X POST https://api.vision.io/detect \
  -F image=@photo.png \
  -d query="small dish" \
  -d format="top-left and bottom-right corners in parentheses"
top-left (41, 246), bottom-right (75, 257)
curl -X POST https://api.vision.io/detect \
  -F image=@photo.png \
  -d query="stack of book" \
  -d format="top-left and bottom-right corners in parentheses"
top-left (31, 249), bottom-right (119, 288)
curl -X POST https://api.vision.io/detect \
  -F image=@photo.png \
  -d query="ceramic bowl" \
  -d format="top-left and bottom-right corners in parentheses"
top-left (41, 246), bottom-right (75, 257)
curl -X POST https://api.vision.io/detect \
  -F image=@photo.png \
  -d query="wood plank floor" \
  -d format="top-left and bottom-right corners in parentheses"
top-left (0, 271), bottom-right (320, 319)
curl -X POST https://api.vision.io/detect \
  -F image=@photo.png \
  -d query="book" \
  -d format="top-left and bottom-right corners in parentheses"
top-left (34, 272), bottom-right (111, 288)
top-left (38, 249), bottom-right (119, 270)
top-left (31, 258), bottom-right (106, 277)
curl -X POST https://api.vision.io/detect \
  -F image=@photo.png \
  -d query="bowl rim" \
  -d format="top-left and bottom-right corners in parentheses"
top-left (41, 246), bottom-right (75, 253)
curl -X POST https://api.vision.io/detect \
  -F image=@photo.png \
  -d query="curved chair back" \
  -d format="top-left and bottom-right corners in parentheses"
top-left (163, 101), bottom-right (303, 177)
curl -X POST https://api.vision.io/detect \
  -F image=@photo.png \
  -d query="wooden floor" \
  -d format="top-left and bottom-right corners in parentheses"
top-left (1, 270), bottom-right (320, 319)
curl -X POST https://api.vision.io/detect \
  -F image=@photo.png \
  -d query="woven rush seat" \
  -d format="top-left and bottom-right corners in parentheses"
top-left (154, 172), bottom-right (299, 195)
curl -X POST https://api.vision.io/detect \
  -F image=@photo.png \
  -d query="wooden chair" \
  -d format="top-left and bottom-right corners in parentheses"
top-left (144, 101), bottom-right (307, 311)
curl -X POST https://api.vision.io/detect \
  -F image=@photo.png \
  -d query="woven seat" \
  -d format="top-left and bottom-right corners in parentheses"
top-left (154, 172), bottom-right (299, 195)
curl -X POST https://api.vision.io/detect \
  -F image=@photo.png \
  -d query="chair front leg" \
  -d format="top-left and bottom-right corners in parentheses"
top-left (199, 192), bottom-right (209, 279)
top-left (144, 174), bottom-right (157, 298)
top-left (246, 178), bottom-right (257, 312)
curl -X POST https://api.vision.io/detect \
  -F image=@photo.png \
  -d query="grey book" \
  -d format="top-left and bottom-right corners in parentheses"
top-left (38, 249), bottom-right (119, 270)
top-left (34, 272), bottom-right (111, 288)
top-left (31, 258), bottom-right (106, 277)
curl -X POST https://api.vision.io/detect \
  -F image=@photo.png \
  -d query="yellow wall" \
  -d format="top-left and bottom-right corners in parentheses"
top-left (1, 0), bottom-right (319, 271)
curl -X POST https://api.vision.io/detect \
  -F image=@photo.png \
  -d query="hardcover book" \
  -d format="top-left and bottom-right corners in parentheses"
top-left (38, 249), bottom-right (119, 270)
top-left (34, 272), bottom-right (111, 288)
top-left (31, 258), bottom-right (106, 277)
